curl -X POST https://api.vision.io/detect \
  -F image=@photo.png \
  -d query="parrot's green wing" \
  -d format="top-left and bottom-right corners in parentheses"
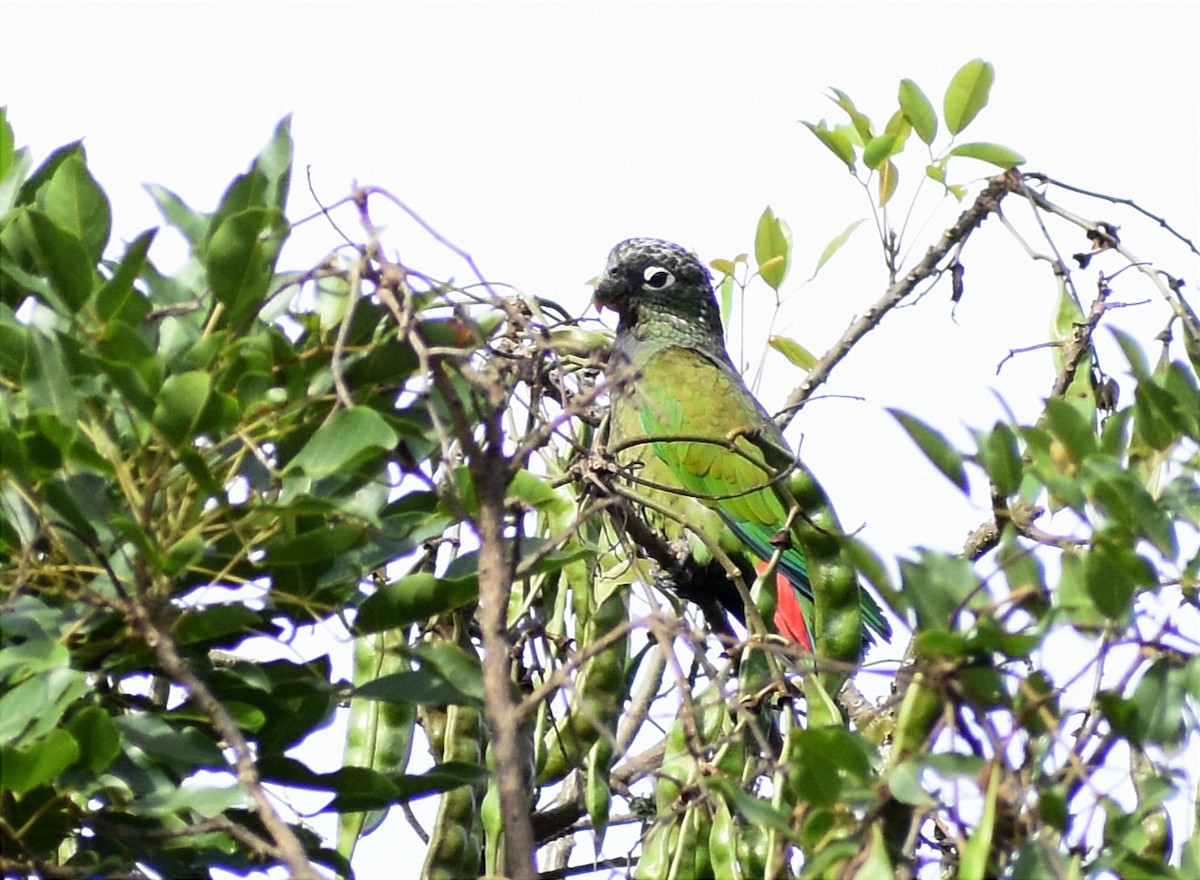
top-left (615, 345), bottom-right (890, 643)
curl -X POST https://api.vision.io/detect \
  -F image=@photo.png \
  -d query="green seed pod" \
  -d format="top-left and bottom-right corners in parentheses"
top-left (337, 629), bottom-right (416, 861)
top-left (634, 818), bottom-right (679, 880)
top-left (421, 702), bottom-right (485, 879)
top-left (695, 686), bottom-right (729, 743)
top-left (686, 804), bottom-right (714, 880)
top-left (480, 772), bottom-right (503, 876)
top-left (709, 796), bottom-right (745, 880)
top-left (420, 703), bottom-right (449, 760)
top-left (538, 585), bottom-right (629, 783)
top-left (736, 819), bottom-right (771, 880)
top-left (781, 464), bottom-right (864, 696)
top-left (890, 670), bottom-right (942, 765)
top-left (656, 709), bottom-right (695, 814)
top-left (586, 737), bottom-right (615, 848)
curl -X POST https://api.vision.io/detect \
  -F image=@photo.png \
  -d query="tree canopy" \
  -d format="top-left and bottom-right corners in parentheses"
top-left (1, 60), bottom-right (1198, 880)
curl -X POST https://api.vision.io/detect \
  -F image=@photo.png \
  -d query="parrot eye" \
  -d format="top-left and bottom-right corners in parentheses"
top-left (642, 266), bottom-right (675, 290)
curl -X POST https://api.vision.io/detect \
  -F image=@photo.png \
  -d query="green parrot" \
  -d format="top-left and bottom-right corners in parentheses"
top-left (594, 237), bottom-right (891, 651)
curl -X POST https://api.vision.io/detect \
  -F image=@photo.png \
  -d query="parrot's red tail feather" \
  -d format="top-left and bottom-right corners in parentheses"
top-left (756, 563), bottom-right (813, 652)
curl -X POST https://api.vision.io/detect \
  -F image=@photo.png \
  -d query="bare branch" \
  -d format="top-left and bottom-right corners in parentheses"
top-left (778, 171), bottom-right (1019, 428)
top-left (1025, 172), bottom-right (1200, 258)
top-left (122, 596), bottom-right (321, 879)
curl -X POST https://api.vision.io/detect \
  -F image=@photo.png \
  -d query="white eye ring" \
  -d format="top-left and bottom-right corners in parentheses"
top-left (642, 266), bottom-right (675, 290)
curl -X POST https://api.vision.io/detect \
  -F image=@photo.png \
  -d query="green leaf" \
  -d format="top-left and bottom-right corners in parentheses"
top-left (0, 667), bottom-right (89, 747)
top-left (356, 571), bottom-right (479, 634)
top-left (1082, 459), bottom-right (1177, 557)
top-left (1044, 397), bottom-right (1097, 465)
top-left (788, 727), bottom-right (872, 807)
top-left (801, 120), bottom-right (856, 171)
top-left (961, 763), bottom-right (1001, 880)
top-left (810, 218), bottom-right (865, 279)
top-left (947, 141), bottom-right (1024, 168)
top-left (95, 229), bottom-right (155, 323)
top-left (169, 700), bottom-right (265, 733)
top-left (1084, 538), bottom-right (1150, 620)
top-left (207, 118), bottom-right (293, 243)
top-left (924, 753), bottom-right (987, 780)
top-left (132, 781), bottom-right (245, 818)
top-left (145, 184), bottom-right (209, 246)
top-left (286, 406), bottom-right (398, 479)
top-left (754, 206), bottom-right (791, 291)
top-left (409, 641), bottom-right (485, 703)
top-left (863, 134), bottom-right (899, 170)
top-left (16, 141), bottom-right (84, 207)
top-left (23, 327), bottom-right (79, 424)
top-left (152, 370), bottom-right (212, 446)
top-left (264, 523), bottom-right (366, 567)
top-left (996, 528), bottom-right (1047, 610)
top-left (974, 422), bottom-right (1022, 496)
top-left (66, 705), bottom-right (121, 774)
top-left (393, 761), bottom-right (490, 801)
top-left (887, 759), bottom-right (934, 806)
top-left (36, 153), bottom-right (111, 262)
top-left (266, 756), bottom-right (485, 809)
top-left (841, 536), bottom-right (903, 616)
top-left (878, 160), bottom-right (900, 206)
top-left (705, 776), bottom-right (799, 841)
top-left (957, 666), bottom-right (1009, 709)
top-left (253, 116), bottom-right (294, 213)
top-left (1127, 658), bottom-right (1188, 746)
top-left (1021, 425), bottom-right (1086, 512)
top-left (22, 210), bottom-right (97, 312)
top-left (803, 674), bottom-right (843, 731)
top-left (883, 109), bottom-right (912, 142)
top-left (1056, 550), bottom-right (1103, 628)
top-left (506, 468), bottom-right (573, 515)
top-left (898, 78), bottom-right (938, 144)
top-left (829, 88), bottom-right (874, 143)
top-left (902, 552), bottom-right (982, 631)
top-left (206, 206), bottom-right (288, 329)
top-left (890, 408), bottom-right (969, 494)
top-left (1162, 362), bottom-right (1200, 435)
top-left (0, 144), bottom-right (32, 216)
top-left (175, 604), bottom-right (265, 647)
top-left (0, 107), bottom-right (15, 181)
top-left (0, 639), bottom-right (69, 682)
top-left (718, 273), bottom-right (734, 328)
top-left (0, 727), bottom-right (80, 792)
top-left (1134, 377), bottom-right (1185, 451)
top-left (943, 59), bottom-right (995, 134)
top-left (768, 335), bottom-right (817, 371)
top-left (353, 669), bottom-right (478, 707)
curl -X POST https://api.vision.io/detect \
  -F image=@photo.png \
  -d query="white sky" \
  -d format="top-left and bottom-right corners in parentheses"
top-left (4, 2), bottom-right (1199, 877)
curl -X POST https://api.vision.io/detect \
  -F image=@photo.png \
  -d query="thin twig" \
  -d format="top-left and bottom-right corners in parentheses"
top-left (1019, 181), bottom-right (1200, 346)
top-left (778, 171), bottom-right (1018, 428)
top-left (1025, 172), bottom-right (1200, 257)
top-left (123, 596), bottom-right (321, 878)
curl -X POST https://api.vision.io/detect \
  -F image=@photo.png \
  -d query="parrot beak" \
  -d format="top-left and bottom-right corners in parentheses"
top-left (592, 272), bottom-right (625, 313)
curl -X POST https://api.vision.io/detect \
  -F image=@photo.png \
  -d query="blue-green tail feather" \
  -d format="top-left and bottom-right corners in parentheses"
top-left (720, 515), bottom-right (892, 644)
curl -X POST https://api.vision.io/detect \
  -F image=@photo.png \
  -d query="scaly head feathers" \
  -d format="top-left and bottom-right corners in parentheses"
top-left (594, 238), bottom-right (725, 351)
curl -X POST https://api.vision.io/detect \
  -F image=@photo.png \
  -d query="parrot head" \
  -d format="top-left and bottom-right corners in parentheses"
top-left (593, 238), bottom-right (719, 330)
